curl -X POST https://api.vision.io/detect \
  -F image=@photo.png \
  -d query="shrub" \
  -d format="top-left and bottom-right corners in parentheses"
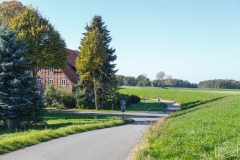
top-left (115, 93), bottom-right (141, 109)
top-left (44, 85), bottom-right (75, 109)
top-left (130, 95), bottom-right (141, 103)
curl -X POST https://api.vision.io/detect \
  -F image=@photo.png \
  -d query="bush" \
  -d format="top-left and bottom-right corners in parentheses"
top-left (116, 93), bottom-right (141, 108)
top-left (44, 85), bottom-right (75, 109)
top-left (130, 95), bottom-right (141, 103)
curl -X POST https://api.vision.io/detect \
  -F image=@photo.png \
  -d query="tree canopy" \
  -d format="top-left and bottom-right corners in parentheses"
top-left (198, 79), bottom-right (240, 89)
top-left (75, 15), bottom-right (118, 110)
top-left (76, 29), bottom-right (107, 80)
top-left (136, 75), bottom-right (151, 86)
top-left (0, 0), bottom-right (67, 72)
top-left (0, 0), bottom-right (25, 24)
top-left (116, 74), bottom-right (197, 88)
top-left (76, 29), bottom-right (107, 109)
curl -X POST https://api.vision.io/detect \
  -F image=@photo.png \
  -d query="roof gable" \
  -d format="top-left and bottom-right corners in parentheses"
top-left (62, 49), bottom-right (79, 84)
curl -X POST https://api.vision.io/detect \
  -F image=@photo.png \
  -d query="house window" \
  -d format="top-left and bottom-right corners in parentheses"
top-left (37, 78), bottom-right (41, 86)
top-left (49, 67), bottom-right (54, 73)
top-left (49, 79), bottom-right (54, 85)
top-left (37, 68), bottom-right (42, 72)
top-left (61, 79), bottom-right (66, 86)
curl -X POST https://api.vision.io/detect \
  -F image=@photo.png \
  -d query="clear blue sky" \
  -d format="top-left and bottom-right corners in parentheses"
top-left (9, 0), bottom-right (240, 83)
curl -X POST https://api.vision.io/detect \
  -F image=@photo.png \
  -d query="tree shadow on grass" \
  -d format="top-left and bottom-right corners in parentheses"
top-left (169, 96), bottom-right (227, 119)
top-left (117, 87), bottom-right (125, 90)
top-left (31, 122), bottom-right (75, 130)
top-left (0, 112), bottom-right (109, 133)
top-left (127, 102), bottom-right (167, 111)
top-left (44, 112), bottom-right (109, 120)
top-left (181, 96), bottom-right (227, 110)
top-left (0, 122), bottom-right (75, 134)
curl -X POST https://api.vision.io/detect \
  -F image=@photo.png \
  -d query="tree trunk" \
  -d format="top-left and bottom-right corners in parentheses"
top-left (2, 117), bottom-right (7, 129)
top-left (93, 77), bottom-right (98, 110)
top-left (94, 87), bottom-right (98, 110)
top-left (8, 119), bottom-right (21, 131)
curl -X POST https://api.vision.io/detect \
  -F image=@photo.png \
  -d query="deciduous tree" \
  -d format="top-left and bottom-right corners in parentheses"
top-left (75, 29), bottom-right (107, 110)
top-left (76, 15), bottom-right (118, 109)
top-left (0, 1), bottom-right (67, 74)
top-left (116, 75), bottom-right (124, 86)
top-left (0, 0), bottom-right (25, 24)
top-left (136, 75), bottom-right (151, 86)
top-left (123, 76), bottom-right (137, 86)
top-left (156, 71), bottom-right (165, 87)
top-left (83, 15), bottom-right (117, 81)
top-left (165, 75), bottom-right (172, 86)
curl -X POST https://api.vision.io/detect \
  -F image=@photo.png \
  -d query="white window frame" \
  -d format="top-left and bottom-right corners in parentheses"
top-left (37, 68), bottom-right (42, 73)
top-left (49, 79), bottom-right (54, 85)
top-left (49, 67), bottom-right (54, 73)
top-left (37, 78), bottom-right (41, 86)
top-left (61, 79), bottom-right (66, 86)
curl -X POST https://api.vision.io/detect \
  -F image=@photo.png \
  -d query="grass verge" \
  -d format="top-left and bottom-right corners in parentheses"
top-left (124, 87), bottom-right (240, 159)
top-left (0, 112), bottom-right (133, 154)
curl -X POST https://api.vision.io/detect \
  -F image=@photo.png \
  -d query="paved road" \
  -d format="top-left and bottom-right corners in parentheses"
top-left (0, 100), bottom-right (180, 160)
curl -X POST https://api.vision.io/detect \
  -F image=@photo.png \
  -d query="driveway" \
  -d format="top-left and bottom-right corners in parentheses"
top-left (0, 100), bottom-right (180, 160)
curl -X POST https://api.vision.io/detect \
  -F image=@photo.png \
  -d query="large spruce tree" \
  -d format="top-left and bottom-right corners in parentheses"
top-left (76, 15), bottom-right (118, 109)
top-left (76, 29), bottom-right (107, 110)
top-left (0, 25), bottom-right (45, 129)
top-left (82, 16), bottom-right (117, 78)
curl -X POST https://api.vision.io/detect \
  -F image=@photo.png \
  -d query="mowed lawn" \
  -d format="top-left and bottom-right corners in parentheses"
top-left (118, 87), bottom-right (240, 159)
top-left (0, 112), bottom-right (133, 154)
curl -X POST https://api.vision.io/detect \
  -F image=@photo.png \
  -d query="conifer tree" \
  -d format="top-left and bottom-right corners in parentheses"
top-left (83, 16), bottom-right (117, 77)
top-left (76, 29), bottom-right (107, 110)
top-left (77, 15), bottom-right (118, 109)
top-left (0, 25), bottom-right (45, 129)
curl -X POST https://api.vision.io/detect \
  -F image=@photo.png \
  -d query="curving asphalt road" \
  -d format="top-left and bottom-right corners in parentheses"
top-left (0, 100), bottom-right (180, 160)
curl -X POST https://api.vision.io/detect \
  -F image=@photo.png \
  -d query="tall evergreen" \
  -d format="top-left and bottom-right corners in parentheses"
top-left (76, 29), bottom-right (107, 110)
top-left (82, 15), bottom-right (118, 79)
top-left (0, 25), bottom-right (45, 129)
top-left (76, 15), bottom-right (118, 109)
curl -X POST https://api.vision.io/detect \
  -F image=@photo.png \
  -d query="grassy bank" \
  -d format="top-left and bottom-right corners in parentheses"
top-left (0, 112), bottom-right (133, 154)
top-left (121, 87), bottom-right (240, 159)
top-left (118, 87), bottom-right (229, 108)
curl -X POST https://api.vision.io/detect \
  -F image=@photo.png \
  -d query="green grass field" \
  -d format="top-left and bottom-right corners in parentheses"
top-left (119, 87), bottom-right (240, 159)
top-left (0, 112), bottom-right (133, 154)
top-left (48, 99), bottom-right (167, 113)
top-left (118, 87), bottom-right (231, 107)
top-left (127, 99), bottom-right (167, 111)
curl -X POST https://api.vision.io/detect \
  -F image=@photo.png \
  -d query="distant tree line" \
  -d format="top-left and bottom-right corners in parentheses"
top-left (116, 72), bottom-right (197, 88)
top-left (152, 79), bottom-right (198, 88)
top-left (198, 79), bottom-right (240, 89)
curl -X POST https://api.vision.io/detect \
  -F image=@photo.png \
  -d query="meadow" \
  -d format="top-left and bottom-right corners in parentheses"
top-left (127, 99), bottom-right (167, 111)
top-left (118, 87), bottom-right (240, 159)
top-left (0, 112), bottom-right (133, 154)
top-left (57, 99), bottom-right (167, 113)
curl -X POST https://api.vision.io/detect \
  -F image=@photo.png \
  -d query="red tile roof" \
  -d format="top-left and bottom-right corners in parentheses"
top-left (62, 49), bottom-right (79, 84)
